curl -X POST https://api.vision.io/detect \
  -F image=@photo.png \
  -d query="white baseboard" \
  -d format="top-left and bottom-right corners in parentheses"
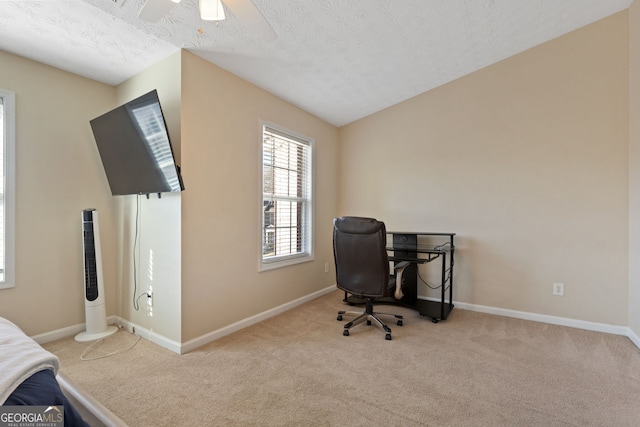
top-left (454, 300), bottom-right (635, 341)
top-left (31, 315), bottom-right (182, 354)
top-left (628, 327), bottom-right (640, 348)
top-left (31, 323), bottom-right (88, 345)
top-left (112, 317), bottom-right (181, 354)
top-left (179, 285), bottom-right (336, 354)
top-left (29, 287), bottom-right (336, 354)
top-left (31, 316), bottom-right (130, 346)
top-left (31, 287), bottom-right (640, 353)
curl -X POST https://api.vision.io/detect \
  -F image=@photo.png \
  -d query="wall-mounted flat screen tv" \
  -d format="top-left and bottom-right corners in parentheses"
top-left (89, 89), bottom-right (185, 196)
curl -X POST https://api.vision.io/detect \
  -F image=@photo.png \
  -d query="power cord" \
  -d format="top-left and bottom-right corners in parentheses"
top-left (80, 329), bottom-right (141, 361)
top-left (135, 291), bottom-right (152, 307)
top-left (417, 268), bottom-right (442, 290)
top-left (133, 195), bottom-right (141, 311)
top-left (132, 195), bottom-right (154, 310)
top-left (416, 267), bottom-right (452, 290)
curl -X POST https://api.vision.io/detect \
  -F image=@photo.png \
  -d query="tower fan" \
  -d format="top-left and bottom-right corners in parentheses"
top-left (75, 209), bottom-right (118, 342)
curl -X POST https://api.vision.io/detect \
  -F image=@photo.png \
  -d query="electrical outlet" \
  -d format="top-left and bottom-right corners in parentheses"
top-left (324, 263), bottom-right (329, 273)
top-left (147, 291), bottom-right (153, 307)
top-left (553, 283), bottom-right (564, 296)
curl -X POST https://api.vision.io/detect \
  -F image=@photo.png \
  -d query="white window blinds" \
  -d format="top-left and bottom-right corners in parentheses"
top-left (261, 124), bottom-right (313, 268)
top-left (0, 89), bottom-right (15, 289)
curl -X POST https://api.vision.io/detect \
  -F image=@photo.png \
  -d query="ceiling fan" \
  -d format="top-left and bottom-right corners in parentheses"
top-left (138, 0), bottom-right (277, 42)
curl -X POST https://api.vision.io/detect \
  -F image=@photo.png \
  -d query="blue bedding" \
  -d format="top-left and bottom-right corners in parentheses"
top-left (0, 317), bottom-right (89, 427)
top-left (4, 369), bottom-right (89, 427)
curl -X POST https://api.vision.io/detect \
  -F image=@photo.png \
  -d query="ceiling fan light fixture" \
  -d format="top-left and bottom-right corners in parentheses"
top-left (199, 0), bottom-right (225, 21)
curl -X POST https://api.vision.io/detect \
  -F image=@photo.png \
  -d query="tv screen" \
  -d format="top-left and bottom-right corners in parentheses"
top-left (90, 90), bottom-right (184, 196)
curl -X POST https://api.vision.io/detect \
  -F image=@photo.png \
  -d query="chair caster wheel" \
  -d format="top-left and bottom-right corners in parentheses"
top-left (343, 330), bottom-right (349, 336)
top-left (397, 320), bottom-right (403, 326)
top-left (337, 315), bottom-right (343, 321)
top-left (366, 320), bottom-right (372, 325)
top-left (385, 334), bottom-right (392, 340)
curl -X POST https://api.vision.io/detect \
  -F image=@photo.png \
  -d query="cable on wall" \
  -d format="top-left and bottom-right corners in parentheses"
top-left (133, 195), bottom-right (142, 311)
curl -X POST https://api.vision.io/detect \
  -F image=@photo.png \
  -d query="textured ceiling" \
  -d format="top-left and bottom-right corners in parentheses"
top-left (0, 0), bottom-right (633, 126)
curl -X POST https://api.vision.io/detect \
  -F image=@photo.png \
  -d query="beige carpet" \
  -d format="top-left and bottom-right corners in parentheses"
top-left (44, 290), bottom-right (640, 426)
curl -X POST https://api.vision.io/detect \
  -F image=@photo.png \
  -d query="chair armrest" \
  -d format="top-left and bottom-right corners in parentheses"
top-left (394, 261), bottom-right (410, 271)
top-left (393, 261), bottom-right (410, 299)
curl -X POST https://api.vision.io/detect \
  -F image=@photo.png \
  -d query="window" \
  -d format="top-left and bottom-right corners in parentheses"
top-left (0, 89), bottom-right (15, 289)
top-left (261, 123), bottom-right (313, 270)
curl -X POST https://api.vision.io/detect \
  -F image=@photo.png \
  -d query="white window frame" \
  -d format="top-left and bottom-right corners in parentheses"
top-left (0, 89), bottom-right (16, 289)
top-left (260, 121), bottom-right (314, 271)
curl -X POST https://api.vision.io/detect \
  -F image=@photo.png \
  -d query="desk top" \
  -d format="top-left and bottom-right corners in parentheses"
top-left (388, 231), bottom-right (456, 237)
top-left (387, 242), bottom-right (453, 254)
top-left (387, 231), bottom-right (455, 255)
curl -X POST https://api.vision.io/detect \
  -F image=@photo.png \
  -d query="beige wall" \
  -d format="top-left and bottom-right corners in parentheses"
top-left (0, 48), bottom-right (339, 345)
top-left (0, 7), bottom-right (636, 341)
top-left (339, 12), bottom-right (629, 325)
top-left (0, 51), bottom-right (117, 335)
top-left (629, 2), bottom-right (640, 337)
top-left (180, 51), bottom-right (339, 341)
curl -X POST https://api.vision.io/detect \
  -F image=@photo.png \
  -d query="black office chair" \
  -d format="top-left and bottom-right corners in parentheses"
top-left (333, 216), bottom-right (409, 340)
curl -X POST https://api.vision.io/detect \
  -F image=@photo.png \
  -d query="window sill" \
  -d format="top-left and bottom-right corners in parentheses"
top-left (260, 254), bottom-right (314, 272)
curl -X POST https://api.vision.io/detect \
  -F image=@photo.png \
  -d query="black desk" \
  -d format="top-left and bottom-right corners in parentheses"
top-left (344, 231), bottom-right (456, 323)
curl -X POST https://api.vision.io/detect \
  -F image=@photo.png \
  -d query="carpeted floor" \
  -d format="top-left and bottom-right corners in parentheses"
top-left (44, 290), bottom-right (640, 426)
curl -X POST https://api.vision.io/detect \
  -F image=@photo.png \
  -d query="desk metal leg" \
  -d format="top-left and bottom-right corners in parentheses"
top-left (441, 252), bottom-right (446, 320)
top-left (344, 232), bottom-right (456, 323)
top-left (450, 235), bottom-right (455, 306)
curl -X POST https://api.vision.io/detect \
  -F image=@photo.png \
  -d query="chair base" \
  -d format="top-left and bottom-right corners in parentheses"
top-left (337, 297), bottom-right (403, 340)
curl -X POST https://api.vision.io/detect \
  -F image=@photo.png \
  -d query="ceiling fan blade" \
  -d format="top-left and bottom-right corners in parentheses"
top-left (138, 0), bottom-right (179, 23)
top-left (222, 0), bottom-right (277, 42)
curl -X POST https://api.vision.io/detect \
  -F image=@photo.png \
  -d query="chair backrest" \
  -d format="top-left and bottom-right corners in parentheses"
top-left (333, 216), bottom-right (390, 298)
